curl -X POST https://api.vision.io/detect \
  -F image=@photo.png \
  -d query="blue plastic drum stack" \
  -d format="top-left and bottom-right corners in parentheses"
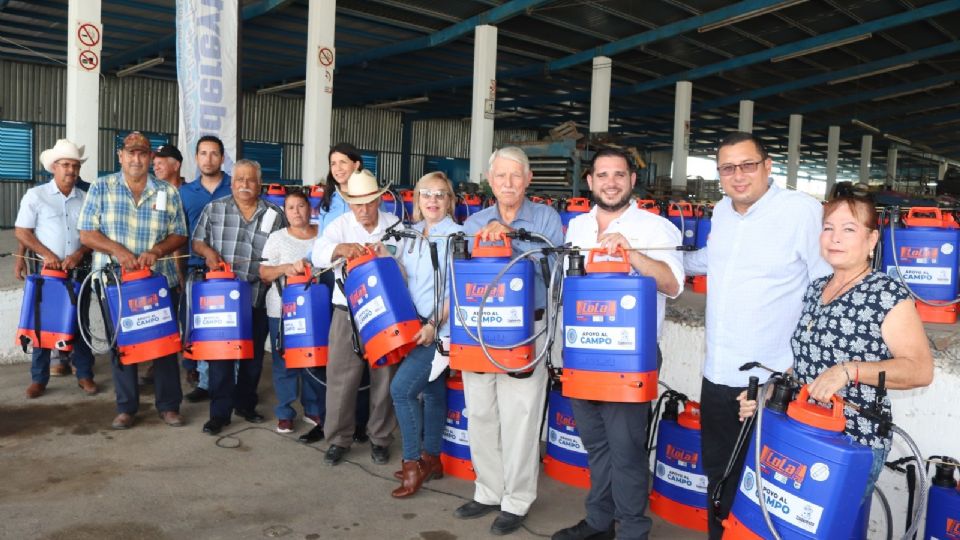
top-left (441, 374), bottom-right (476, 481)
top-left (650, 400), bottom-right (708, 532)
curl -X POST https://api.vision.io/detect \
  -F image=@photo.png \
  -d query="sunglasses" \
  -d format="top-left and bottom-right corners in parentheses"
top-left (717, 160), bottom-right (763, 177)
top-left (418, 189), bottom-right (450, 199)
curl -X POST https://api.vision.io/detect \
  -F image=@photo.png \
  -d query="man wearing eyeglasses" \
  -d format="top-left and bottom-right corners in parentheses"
top-left (684, 131), bottom-right (829, 539)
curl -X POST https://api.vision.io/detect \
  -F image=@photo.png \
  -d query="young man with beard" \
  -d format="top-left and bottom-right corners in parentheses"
top-left (552, 147), bottom-right (683, 540)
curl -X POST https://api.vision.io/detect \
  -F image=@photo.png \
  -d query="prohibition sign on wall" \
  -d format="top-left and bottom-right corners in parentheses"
top-left (77, 23), bottom-right (101, 47)
top-left (318, 47), bottom-right (334, 67)
top-left (79, 50), bottom-right (99, 71)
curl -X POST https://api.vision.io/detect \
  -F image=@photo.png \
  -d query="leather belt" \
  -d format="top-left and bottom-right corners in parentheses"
top-left (534, 308), bottom-right (545, 321)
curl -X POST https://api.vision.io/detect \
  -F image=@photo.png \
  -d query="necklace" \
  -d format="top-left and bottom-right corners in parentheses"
top-left (808, 265), bottom-right (871, 331)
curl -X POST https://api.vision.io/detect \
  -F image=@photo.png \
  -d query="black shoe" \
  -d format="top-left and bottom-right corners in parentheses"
top-left (324, 444), bottom-right (348, 466)
top-left (353, 426), bottom-right (369, 443)
top-left (298, 425), bottom-right (324, 444)
top-left (234, 409), bottom-right (265, 423)
top-left (453, 501), bottom-right (499, 520)
top-left (185, 387), bottom-right (209, 403)
top-left (491, 511), bottom-right (526, 536)
top-left (202, 417), bottom-right (230, 435)
top-left (551, 519), bottom-right (615, 540)
top-left (370, 443), bottom-right (390, 465)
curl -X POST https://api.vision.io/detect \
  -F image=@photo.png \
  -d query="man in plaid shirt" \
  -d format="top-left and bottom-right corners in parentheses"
top-left (78, 131), bottom-right (188, 430)
top-left (191, 159), bottom-right (286, 435)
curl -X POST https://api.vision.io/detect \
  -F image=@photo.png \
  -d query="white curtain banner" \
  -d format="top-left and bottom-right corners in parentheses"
top-left (176, 0), bottom-right (238, 181)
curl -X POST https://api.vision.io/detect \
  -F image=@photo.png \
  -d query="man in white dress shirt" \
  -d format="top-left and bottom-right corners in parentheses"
top-left (684, 132), bottom-right (830, 538)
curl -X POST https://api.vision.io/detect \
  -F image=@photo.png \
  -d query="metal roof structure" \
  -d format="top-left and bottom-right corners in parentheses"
top-left (1, 0), bottom-right (959, 173)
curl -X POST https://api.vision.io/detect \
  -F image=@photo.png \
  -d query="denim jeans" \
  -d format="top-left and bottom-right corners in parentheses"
top-left (389, 344), bottom-right (446, 461)
top-left (267, 317), bottom-right (324, 420)
top-left (31, 335), bottom-right (95, 385)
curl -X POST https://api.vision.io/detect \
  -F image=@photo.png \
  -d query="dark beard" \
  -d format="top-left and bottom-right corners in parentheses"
top-left (594, 192), bottom-right (632, 212)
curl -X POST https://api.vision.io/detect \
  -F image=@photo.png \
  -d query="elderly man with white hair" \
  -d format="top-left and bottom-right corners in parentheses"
top-left (455, 146), bottom-right (563, 536)
top-left (15, 139), bottom-right (96, 399)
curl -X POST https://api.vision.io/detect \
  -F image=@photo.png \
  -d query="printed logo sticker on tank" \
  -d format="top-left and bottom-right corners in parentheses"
top-left (655, 459), bottom-right (708, 493)
top-left (564, 326), bottom-right (636, 351)
top-left (199, 295), bottom-right (225, 311)
top-left (899, 246), bottom-right (939, 264)
top-left (739, 467), bottom-right (825, 534)
top-left (193, 312), bottom-right (237, 328)
top-left (282, 301), bottom-right (297, 318)
top-left (760, 446), bottom-right (807, 489)
top-left (349, 284), bottom-right (368, 308)
top-left (454, 306), bottom-right (524, 328)
top-left (464, 282), bottom-right (506, 303)
top-left (443, 408), bottom-right (469, 445)
top-left (665, 444), bottom-right (699, 469)
top-left (283, 318), bottom-right (306, 335)
top-left (548, 410), bottom-right (586, 455)
top-left (121, 307), bottom-right (173, 331)
top-left (886, 265), bottom-right (953, 285)
top-left (128, 294), bottom-right (160, 312)
top-left (575, 300), bottom-right (617, 322)
top-left (946, 517), bottom-right (960, 538)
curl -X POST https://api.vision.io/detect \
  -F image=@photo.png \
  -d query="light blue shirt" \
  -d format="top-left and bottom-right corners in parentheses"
top-left (315, 191), bottom-right (349, 231)
top-left (684, 182), bottom-right (831, 387)
top-left (463, 198), bottom-right (564, 310)
top-left (15, 180), bottom-right (87, 259)
top-left (396, 216), bottom-right (463, 334)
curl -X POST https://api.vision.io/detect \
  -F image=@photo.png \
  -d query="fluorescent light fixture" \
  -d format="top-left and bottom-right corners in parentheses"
top-left (771, 33), bottom-right (872, 63)
top-left (257, 80), bottom-right (307, 95)
top-left (851, 119), bottom-right (881, 133)
top-left (827, 62), bottom-right (917, 85)
top-left (872, 81), bottom-right (955, 102)
top-left (116, 57), bottom-right (164, 77)
top-left (367, 96), bottom-right (429, 109)
top-left (884, 134), bottom-right (912, 145)
top-left (698, 0), bottom-right (808, 32)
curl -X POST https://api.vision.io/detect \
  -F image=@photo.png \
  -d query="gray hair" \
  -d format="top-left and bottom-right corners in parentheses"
top-left (233, 159), bottom-right (262, 181)
top-left (488, 146), bottom-right (530, 175)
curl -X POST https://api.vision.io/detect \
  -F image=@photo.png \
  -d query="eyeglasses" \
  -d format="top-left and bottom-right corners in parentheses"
top-left (717, 160), bottom-right (763, 177)
top-left (418, 189), bottom-right (450, 199)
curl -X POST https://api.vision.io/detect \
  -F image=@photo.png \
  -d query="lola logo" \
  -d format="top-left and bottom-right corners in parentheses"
top-left (465, 282), bottom-right (505, 302)
top-left (576, 300), bottom-right (616, 319)
top-left (760, 446), bottom-right (807, 485)
top-left (128, 294), bottom-right (159, 312)
top-left (665, 444), bottom-right (699, 468)
top-left (447, 409), bottom-right (462, 424)
top-left (947, 517), bottom-right (960, 537)
top-left (349, 284), bottom-right (368, 308)
top-left (555, 411), bottom-right (576, 429)
top-left (199, 295), bottom-right (224, 311)
top-left (282, 302), bottom-right (297, 317)
top-left (899, 246), bottom-right (939, 263)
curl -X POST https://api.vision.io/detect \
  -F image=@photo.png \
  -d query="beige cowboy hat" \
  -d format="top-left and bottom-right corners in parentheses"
top-left (339, 169), bottom-right (391, 204)
top-left (39, 139), bottom-right (87, 173)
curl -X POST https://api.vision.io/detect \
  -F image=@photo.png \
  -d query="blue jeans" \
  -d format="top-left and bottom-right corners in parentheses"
top-left (31, 335), bottom-right (95, 385)
top-left (268, 317), bottom-right (324, 420)
top-left (389, 344), bottom-right (446, 461)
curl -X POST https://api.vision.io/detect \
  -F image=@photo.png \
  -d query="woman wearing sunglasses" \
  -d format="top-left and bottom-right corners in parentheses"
top-left (388, 171), bottom-right (463, 497)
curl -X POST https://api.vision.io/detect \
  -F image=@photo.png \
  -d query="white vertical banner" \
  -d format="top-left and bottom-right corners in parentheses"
top-left (176, 0), bottom-right (238, 181)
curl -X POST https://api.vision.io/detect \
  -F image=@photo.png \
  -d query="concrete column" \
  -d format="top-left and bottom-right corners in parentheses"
top-left (825, 126), bottom-right (840, 198)
top-left (886, 146), bottom-right (898, 186)
top-left (672, 81), bottom-right (692, 188)
top-left (66, 0), bottom-right (101, 180)
top-left (738, 100), bottom-right (754, 133)
top-left (786, 114), bottom-right (802, 190)
top-left (301, 0), bottom-right (336, 185)
top-left (860, 135), bottom-right (873, 183)
top-left (469, 25), bottom-right (498, 185)
top-left (589, 56), bottom-right (612, 134)
top-left (939, 161), bottom-right (949, 181)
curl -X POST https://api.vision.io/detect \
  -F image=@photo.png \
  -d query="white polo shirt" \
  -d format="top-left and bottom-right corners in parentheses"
top-left (565, 203), bottom-right (685, 339)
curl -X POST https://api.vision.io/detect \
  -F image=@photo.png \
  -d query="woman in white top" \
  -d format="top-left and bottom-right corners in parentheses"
top-left (260, 191), bottom-right (325, 435)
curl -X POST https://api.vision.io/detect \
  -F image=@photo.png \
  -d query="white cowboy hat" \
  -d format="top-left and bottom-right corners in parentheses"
top-left (40, 139), bottom-right (87, 173)
top-left (339, 169), bottom-right (391, 204)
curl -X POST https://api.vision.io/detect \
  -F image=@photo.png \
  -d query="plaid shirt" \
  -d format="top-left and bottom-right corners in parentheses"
top-left (78, 172), bottom-right (187, 287)
top-left (193, 195), bottom-right (286, 308)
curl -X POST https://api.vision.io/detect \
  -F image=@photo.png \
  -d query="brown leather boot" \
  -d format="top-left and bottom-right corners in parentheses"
top-left (391, 460), bottom-right (426, 498)
top-left (394, 451), bottom-right (445, 480)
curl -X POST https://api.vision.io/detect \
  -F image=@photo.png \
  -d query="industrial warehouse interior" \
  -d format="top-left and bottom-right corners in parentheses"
top-left (0, 1), bottom-right (958, 539)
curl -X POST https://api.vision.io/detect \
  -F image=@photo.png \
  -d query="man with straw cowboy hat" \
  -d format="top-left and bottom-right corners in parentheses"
top-left (15, 138), bottom-right (97, 399)
top-left (311, 169), bottom-right (401, 466)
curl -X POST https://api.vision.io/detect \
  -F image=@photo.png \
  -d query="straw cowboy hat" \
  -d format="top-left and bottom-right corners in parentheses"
top-left (339, 169), bottom-right (391, 204)
top-left (39, 139), bottom-right (87, 173)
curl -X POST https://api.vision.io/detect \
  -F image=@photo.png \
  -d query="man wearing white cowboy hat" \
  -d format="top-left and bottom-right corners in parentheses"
top-left (15, 139), bottom-right (97, 399)
top-left (311, 169), bottom-right (402, 466)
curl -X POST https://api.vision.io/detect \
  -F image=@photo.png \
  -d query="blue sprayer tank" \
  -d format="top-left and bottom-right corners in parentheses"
top-left (308, 185), bottom-right (324, 226)
top-left (560, 197), bottom-right (591, 233)
top-left (381, 192), bottom-right (403, 221)
top-left (455, 194), bottom-right (482, 224)
top-left (441, 374), bottom-right (476, 481)
top-left (650, 399), bottom-right (709, 532)
top-left (560, 248), bottom-right (658, 402)
top-left (263, 184), bottom-right (286, 209)
top-left (668, 201), bottom-right (698, 248)
top-left (16, 268), bottom-right (80, 352)
top-left (695, 204), bottom-right (713, 249)
top-left (925, 457), bottom-right (960, 540)
top-left (881, 207), bottom-right (960, 324)
top-left (188, 262), bottom-right (254, 361)
top-left (344, 246), bottom-right (421, 368)
top-left (449, 234), bottom-right (535, 373)
top-left (543, 385), bottom-right (590, 489)
top-left (280, 264), bottom-right (331, 369)
top-left (105, 267), bottom-right (181, 365)
top-left (724, 386), bottom-right (874, 539)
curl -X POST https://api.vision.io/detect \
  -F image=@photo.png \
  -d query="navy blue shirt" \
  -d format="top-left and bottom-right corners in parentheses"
top-left (179, 172), bottom-right (232, 267)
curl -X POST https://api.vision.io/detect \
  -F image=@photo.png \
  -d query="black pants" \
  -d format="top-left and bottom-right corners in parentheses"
top-left (700, 377), bottom-right (752, 540)
top-left (208, 307), bottom-right (269, 420)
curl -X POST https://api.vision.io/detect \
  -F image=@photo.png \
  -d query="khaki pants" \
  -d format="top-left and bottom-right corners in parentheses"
top-left (324, 309), bottom-right (398, 448)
